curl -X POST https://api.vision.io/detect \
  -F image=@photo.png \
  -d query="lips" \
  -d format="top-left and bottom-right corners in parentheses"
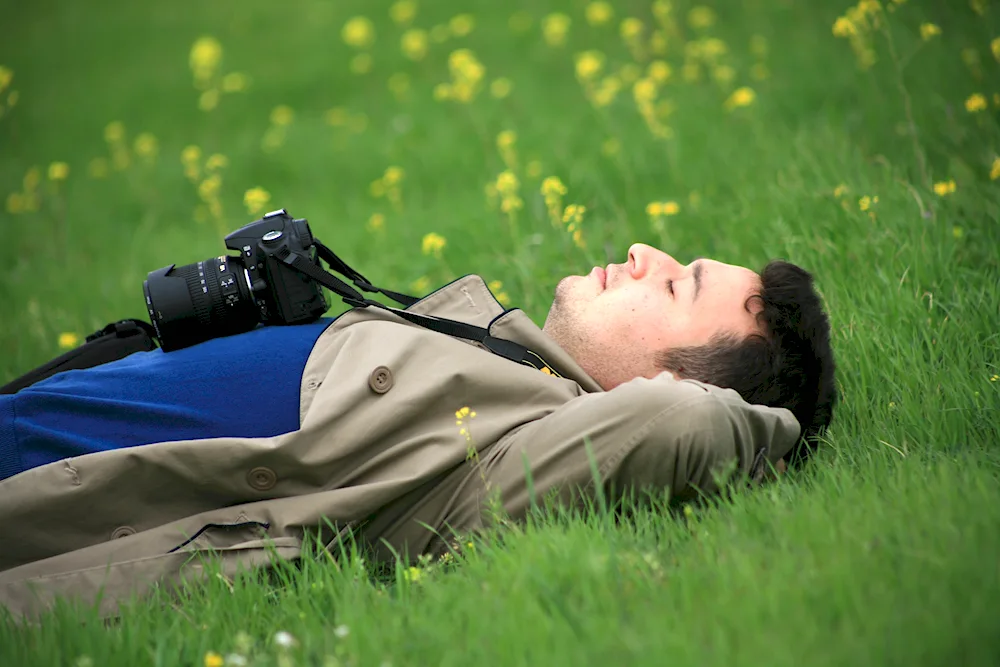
top-left (593, 265), bottom-right (607, 289)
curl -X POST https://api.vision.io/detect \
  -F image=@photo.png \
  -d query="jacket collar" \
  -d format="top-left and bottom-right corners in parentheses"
top-left (413, 275), bottom-right (604, 393)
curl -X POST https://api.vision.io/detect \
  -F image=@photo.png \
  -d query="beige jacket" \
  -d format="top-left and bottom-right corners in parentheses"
top-left (0, 275), bottom-right (800, 618)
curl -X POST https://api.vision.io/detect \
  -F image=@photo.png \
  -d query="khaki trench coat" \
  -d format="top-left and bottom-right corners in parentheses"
top-left (0, 275), bottom-right (800, 618)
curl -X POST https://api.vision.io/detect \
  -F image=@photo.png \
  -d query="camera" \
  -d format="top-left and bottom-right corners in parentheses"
top-left (142, 209), bottom-right (328, 352)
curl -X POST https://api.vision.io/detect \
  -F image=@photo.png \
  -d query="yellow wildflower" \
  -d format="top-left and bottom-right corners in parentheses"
top-left (562, 203), bottom-right (586, 224)
top-left (919, 23), bottom-right (940, 41)
top-left (205, 153), bottom-right (228, 171)
top-left (488, 280), bottom-right (511, 306)
top-left (23, 166), bottom-right (40, 191)
top-left (134, 133), bottom-right (158, 161)
top-left (620, 17), bottom-right (643, 41)
top-left (204, 653), bottom-right (224, 667)
top-left (490, 78), bottom-right (512, 98)
top-left (633, 78), bottom-right (657, 104)
top-left (104, 121), bottom-right (125, 143)
top-left (601, 137), bottom-right (621, 157)
top-left (663, 201), bottom-right (680, 215)
top-left (575, 51), bottom-right (605, 81)
top-left (688, 6), bottom-right (716, 28)
top-left (965, 93), bottom-right (987, 113)
top-left (198, 89), bottom-right (219, 112)
top-left (648, 60), bottom-right (671, 83)
top-left (952, 226), bottom-right (963, 239)
top-left (47, 162), bottom-right (69, 181)
top-left (0, 66), bottom-right (11, 92)
top-left (586, 2), bottom-right (613, 26)
top-left (542, 13), bottom-right (571, 46)
top-left (421, 232), bottom-right (447, 257)
top-left (243, 187), bottom-right (271, 215)
top-left (270, 105), bottom-right (294, 126)
top-left (433, 83), bottom-right (451, 101)
top-left (646, 202), bottom-right (664, 217)
top-left (411, 275), bottom-right (431, 293)
top-left (860, 195), bottom-right (881, 211)
top-left (58, 332), bottom-right (79, 349)
top-left (384, 166), bottom-right (404, 186)
top-left (933, 180), bottom-right (956, 196)
top-left (325, 107), bottom-right (348, 126)
top-left (712, 65), bottom-right (736, 85)
top-left (401, 29), bottom-right (428, 61)
top-left (449, 14), bottom-right (475, 37)
top-left (198, 174), bottom-right (221, 201)
top-left (832, 17), bottom-right (856, 37)
top-left (991, 37), bottom-right (1000, 62)
top-left (990, 157), bottom-right (1000, 181)
top-left (542, 176), bottom-right (566, 197)
top-left (701, 38), bottom-right (728, 59)
top-left (724, 86), bottom-right (755, 110)
top-left (221, 72), bottom-right (248, 92)
top-left (404, 566), bottom-right (422, 583)
top-left (389, 0), bottom-right (417, 25)
top-left (342, 17), bottom-right (375, 49)
top-left (367, 212), bottom-right (385, 232)
top-left (833, 184), bottom-right (849, 198)
top-left (189, 37), bottom-right (222, 87)
top-left (350, 53), bottom-right (373, 74)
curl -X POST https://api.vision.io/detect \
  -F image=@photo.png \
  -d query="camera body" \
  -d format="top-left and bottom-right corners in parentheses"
top-left (142, 209), bottom-right (328, 351)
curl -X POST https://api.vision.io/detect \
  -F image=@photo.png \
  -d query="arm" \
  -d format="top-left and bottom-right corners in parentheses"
top-left (484, 373), bottom-right (801, 517)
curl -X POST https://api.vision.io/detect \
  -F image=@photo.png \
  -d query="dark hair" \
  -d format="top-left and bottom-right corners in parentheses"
top-left (655, 260), bottom-right (837, 466)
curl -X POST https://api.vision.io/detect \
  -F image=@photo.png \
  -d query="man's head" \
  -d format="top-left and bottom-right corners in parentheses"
top-left (542, 243), bottom-right (836, 465)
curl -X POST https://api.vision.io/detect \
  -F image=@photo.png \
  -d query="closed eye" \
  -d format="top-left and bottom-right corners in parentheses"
top-left (667, 279), bottom-right (674, 296)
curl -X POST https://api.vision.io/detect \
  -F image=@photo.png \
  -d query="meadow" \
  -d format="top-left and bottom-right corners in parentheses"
top-left (1, 0), bottom-right (999, 664)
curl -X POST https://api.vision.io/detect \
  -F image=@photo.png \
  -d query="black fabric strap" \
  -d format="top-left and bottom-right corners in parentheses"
top-left (282, 245), bottom-right (558, 374)
top-left (313, 240), bottom-right (419, 308)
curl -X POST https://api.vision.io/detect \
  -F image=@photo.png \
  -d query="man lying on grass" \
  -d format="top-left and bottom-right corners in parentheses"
top-left (0, 242), bottom-right (836, 617)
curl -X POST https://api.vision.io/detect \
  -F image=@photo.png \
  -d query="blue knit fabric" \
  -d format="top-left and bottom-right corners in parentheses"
top-left (0, 318), bottom-right (336, 481)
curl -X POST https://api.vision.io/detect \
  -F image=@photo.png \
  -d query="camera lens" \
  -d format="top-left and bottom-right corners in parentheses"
top-left (143, 255), bottom-right (260, 351)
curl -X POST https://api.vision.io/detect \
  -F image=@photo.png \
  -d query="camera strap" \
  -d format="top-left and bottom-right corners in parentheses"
top-left (282, 241), bottom-right (560, 375)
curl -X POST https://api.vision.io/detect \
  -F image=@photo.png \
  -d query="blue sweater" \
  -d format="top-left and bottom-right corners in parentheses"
top-left (0, 318), bottom-right (337, 481)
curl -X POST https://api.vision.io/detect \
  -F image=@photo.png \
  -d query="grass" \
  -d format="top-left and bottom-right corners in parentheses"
top-left (2, 0), bottom-right (999, 664)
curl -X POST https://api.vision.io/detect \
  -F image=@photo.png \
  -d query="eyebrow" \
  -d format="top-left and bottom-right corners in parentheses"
top-left (693, 260), bottom-right (704, 302)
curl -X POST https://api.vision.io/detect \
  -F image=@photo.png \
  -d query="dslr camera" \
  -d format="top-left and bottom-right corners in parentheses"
top-left (143, 209), bottom-right (328, 352)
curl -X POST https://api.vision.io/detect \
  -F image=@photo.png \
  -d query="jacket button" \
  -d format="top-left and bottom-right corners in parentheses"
top-left (247, 466), bottom-right (277, 491)
top-left (368, 366), bottom-right (393, 394)
top-left (111, 526), bottom-right (136, 539)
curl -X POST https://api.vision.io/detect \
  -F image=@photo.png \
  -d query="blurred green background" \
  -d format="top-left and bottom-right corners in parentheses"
top-left (2, 0), bottom-right (1000, 663)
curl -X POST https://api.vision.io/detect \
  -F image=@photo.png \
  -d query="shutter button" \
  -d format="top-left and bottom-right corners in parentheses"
top-left (247, 466), bottom-right (277, 491)
top-left (368, 366), bottom-right (393, 394)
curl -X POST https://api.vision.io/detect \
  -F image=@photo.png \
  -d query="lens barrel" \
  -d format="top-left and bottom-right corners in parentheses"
top-left (143, 254), bottom-right (260, 351)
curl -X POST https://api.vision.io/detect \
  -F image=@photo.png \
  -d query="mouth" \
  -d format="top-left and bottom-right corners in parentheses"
top-left (592, 265), bottom-right (607, 289)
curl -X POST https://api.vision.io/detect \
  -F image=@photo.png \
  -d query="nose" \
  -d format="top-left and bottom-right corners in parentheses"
top-left (627, 243), bottom-right (683, 279)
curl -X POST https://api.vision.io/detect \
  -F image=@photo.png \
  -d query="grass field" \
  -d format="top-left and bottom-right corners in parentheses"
top-left (2, 0), bottom-right (1000, 664)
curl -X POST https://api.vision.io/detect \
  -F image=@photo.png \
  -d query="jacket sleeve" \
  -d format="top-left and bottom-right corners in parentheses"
top-left (483, 373), bottom-right (801, 516)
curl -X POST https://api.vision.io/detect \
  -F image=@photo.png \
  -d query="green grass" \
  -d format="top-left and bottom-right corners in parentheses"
top-left (2, 0), bottom-right (999, 664)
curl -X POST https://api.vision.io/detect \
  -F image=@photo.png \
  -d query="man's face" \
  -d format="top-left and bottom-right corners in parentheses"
top-left (542, 243), bottom-right (764, 390)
